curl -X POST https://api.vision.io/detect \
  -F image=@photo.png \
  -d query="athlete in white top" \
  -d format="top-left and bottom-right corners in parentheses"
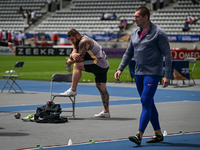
top-left (60, 28), bottom-right (110, 118)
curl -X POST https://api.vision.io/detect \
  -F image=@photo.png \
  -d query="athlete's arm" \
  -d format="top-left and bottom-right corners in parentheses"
top-left (78, 36), bottom-right (94, 60)
top-left (72, 44), bottom-right (78, 53)
top-left (69, 45), bottom-right (79, 60)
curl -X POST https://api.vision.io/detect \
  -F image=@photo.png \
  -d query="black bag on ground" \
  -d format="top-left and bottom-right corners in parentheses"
top-left (34, 101), bottom-right (65, 123)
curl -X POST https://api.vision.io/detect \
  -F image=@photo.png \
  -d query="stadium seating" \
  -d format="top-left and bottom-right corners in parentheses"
top-left (0, 0), bottom-right (47, 32)
top-left (34, 0), bottom-right (145, 34)
top-left (1, 0), bottom-right (199, 36)
top-left (150, 0), bottom-right (200, 35)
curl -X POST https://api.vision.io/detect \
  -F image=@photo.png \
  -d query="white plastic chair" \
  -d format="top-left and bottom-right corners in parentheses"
top-left (184, 57), bottom-right (196, 85)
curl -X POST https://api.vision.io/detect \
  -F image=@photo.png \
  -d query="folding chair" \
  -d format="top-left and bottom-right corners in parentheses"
top-left (184, 57), bottom-right (196, 85)
top-left (1, 61), bottom-right (24, 93)
top-left (50, 74), bottom-right (76, 119)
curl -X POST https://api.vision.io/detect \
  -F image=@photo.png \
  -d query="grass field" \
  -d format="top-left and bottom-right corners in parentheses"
top-left (0, 55), bottom-right (199, 83)
top-left (0, 56), bottom-right (132, 82)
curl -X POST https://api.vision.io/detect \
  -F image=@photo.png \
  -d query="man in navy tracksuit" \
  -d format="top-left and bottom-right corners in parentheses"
top-left (115, 7), bottom-right (172, 146)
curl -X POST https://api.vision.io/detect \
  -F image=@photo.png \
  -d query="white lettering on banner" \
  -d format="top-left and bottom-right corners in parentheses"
top-left (0, 49), bottom-right (9, 53)
top-left (14, 47), bottom-right (73, 56)
top-left (190, 52), bottom-right (195, 57)
top-left (59, 49), bottom-right (65, 55)
top-left (182, 36), bottom-right (191, 41)
top-left (182, 36), bottom-right (199, 42)
top-left (179, 52), bottom-right (200, 60)
top-left (41, 49), bottom-right (46, 55)
top-left (48, 49), bottom-right (54, 55)
top-left (95, 35), bottom-right (103, 40)
top-left (25, 48), bottom-right (31, 55)
top-left (168, 36), bottom-right (177, 41)
top-left (195, 52), bottom-right (200, 59)
top-left (193, 38), bottom-right (199, 41)
top-left (179, 52), bottom-right (185, 59)
top-left (0, 47), bottom-right (15, 55)
top-left (171, 50), bottom-right (200, 60)
top-left (184, 53), bottom-right (191, 58)
top-left (171, 51), bottom-right (177, 59)
top-left (181, 68), bottom-right (189, 74)
top-left (18, 48), bottom-right (24, 55)
top-left (33, 48), bottom-right (39, 55)
top-left (66, 48), bottom-right (72, 55)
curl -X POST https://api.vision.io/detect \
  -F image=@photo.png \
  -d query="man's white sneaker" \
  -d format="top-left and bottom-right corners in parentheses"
top-left (60, 88), bottom-right (77, 96)
top-left (94, 111), bottom-right (110, 118)
top-left (64, 64), bottom-right (71, 73)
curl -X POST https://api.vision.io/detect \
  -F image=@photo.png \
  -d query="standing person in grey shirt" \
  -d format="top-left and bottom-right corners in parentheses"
top-left (115, 7), bottom-right (172, 146)
top-left (60, 28), bottom-right (110, 118)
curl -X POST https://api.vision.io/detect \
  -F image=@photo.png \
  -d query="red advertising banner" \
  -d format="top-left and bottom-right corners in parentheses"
top-left (171, 50), bottom-right (200, 60)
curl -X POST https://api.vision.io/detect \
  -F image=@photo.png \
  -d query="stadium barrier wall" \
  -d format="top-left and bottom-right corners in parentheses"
top-left (15, 46), bottom-right (73, 56)
top-left (14, 46), bottom-right (200, 60)
top-left (104, 48), bottom-right (200, 60)
top-left (0, 46), bottom-right (15, 55)
top-left (25, 33), bottom-right (200, 43)
top-left (168, 35), bottom-right (200, 42)
top-left (171, 49), bottom-right (200, 60)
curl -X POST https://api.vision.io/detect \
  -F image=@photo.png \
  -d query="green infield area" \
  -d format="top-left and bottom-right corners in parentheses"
top-left (0, 55), bottom-right (199, 82)
top-left (0, 55), bottom-right (132, 82)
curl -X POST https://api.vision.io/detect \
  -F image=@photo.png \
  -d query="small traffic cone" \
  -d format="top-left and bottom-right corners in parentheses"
top-left (163, 130), bottom-right (167, 136)
top-left (68, 139), bottom-right (73, 145)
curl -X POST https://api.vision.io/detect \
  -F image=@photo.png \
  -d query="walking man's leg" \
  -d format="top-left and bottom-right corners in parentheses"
top-left (129, 75), bottom-right (162, 145)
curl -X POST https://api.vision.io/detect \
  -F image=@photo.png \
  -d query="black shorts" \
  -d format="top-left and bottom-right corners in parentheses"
top-left (83, 60), bottom-right (109, 83)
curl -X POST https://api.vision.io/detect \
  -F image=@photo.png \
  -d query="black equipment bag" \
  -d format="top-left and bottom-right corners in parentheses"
top-left (34, 101), bottom-right (65, 123)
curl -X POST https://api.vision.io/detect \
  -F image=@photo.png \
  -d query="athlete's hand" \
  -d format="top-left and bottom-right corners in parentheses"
top-left (162, 78), bottom-right (170, 88)
top-left (8, 42), bottom-right (14, 50)
top-left (71, 53), bottom-right (81, 61)
top-left (114, 70), bottom-right (121, 81)
top-left (66, 59), bottom-right (74, 66)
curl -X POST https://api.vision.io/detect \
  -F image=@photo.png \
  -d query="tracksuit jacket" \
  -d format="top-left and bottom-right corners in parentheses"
top-left (117, 22), bottom-right (172, 79)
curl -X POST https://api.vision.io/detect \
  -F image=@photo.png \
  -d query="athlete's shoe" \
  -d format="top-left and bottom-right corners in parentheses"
top-left (128, 134), bottom-right (142, 146)
top-left (64, 64), bottom-right (71, 73)
top-left (94, 111), bottom-right (110, 118)
top-left (22, 114), bottom-right (34, 122)
top-left (60, 88), bottom-right (77, 96)
top-left (146, 133), bottom-right (164, 143)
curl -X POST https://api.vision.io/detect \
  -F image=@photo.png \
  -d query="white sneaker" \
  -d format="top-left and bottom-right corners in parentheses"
top-left (94, 111), bottom-right (110, 118)
top-left (60, 88), bottom-right (77, 96)
top-left (65, 64), bottom-right (71, 73)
